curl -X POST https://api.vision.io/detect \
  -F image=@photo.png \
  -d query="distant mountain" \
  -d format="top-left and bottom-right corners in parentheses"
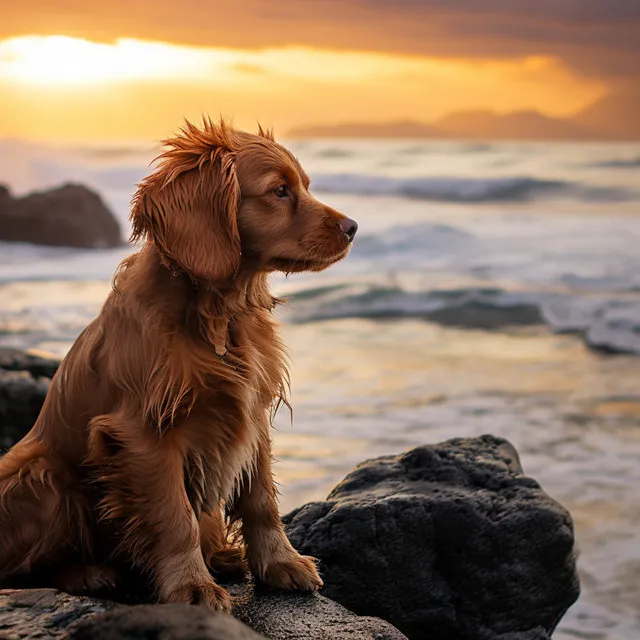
top-left (434, 109), bottom-right (599, 141)
top-left (287, 120), bottom-right (442, 138)
top-left (571, 89), bottom-right (640, 140)
top-left (287, 91), bottom-right (640, 140)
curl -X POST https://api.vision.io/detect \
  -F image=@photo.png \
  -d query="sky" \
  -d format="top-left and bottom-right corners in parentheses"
top-left (0, 1), bottom-right (638, 141)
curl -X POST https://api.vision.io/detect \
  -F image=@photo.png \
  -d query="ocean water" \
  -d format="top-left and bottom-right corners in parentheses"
top-left (1, 138), bottom-right (640, 638)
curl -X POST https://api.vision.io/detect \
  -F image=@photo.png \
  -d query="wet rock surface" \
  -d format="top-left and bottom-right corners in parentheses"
top-left (284, 435), bottom-right (580, 640)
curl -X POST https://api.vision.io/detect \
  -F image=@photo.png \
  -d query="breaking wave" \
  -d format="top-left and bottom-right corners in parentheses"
top-left (282, 284), bottom-right (640, 356)
top-left (311, 174), bottom-right (634, 203)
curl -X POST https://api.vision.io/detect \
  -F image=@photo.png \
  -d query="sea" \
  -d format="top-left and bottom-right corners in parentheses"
top-left (0, 137), bottom-right (639, 639)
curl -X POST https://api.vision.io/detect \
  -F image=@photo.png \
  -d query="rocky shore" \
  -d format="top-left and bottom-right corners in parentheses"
top-left (0, 349), bottom-right (580, 639)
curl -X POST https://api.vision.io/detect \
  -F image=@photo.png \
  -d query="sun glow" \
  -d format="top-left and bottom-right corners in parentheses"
top-left (0, 35), bottom-right (233, 85)
top-left (0, 35), bottom-right (435, 87)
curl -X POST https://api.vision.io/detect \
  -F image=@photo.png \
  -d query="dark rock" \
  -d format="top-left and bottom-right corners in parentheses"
top-left (0, 185), bottom-right (11, 214)
top-left (71, 603), bottom-right (266, 640)
top-left (229, 582), bottom-right (407, 639)
top-left (0, 371), bottom-right (49, 448)
top-left (0, 183), bottom-right (123, 248)
top-left (0, 588), bottom-right (117, 639)
top-left (0, 347), bottom-right (61, 379)
top-left (284, 435), bottom-right (579, 640)
top-left (0, 348), bottom-right (60, 448)
top-left (0, 583), bottom-right (406, 640)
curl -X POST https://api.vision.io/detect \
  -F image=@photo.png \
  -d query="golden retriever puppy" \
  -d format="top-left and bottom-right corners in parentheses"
top-left (0, 118), bottom-right (358, 609)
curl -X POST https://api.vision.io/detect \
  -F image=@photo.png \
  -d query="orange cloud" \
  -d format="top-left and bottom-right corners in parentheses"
top-left (1, 0), bottom-right (638, 82)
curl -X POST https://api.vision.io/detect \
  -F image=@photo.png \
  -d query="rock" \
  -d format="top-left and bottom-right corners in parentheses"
top-left (0, 347), bottom-right (61, 379)
top-left (284, 435), bottom-right (580, 640)
top-left (0, 583), bottom-right (406, 640)
top-left (0, 370), bottom-right (50, 448)
top-left (0, 183), bottom-right (123, 248)
top-left (229, 582), bottom-right (407, 639)
top-left (0, 348), bottom-right (60, 449)
top-left (70, 603), bottom-right (266, 640)
top-left (0, 588), bottom-right (117, 639)
top-left (0, 185), bottom-right (11, 214)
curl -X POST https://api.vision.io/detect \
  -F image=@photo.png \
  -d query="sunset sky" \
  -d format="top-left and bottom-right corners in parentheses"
top-left (1, 1), bottom-right (638, 141)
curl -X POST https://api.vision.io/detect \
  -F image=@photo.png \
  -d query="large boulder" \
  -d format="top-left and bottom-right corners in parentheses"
top-left (0, 183), bottom-right (123, 248)
top-left (284, 435), bottom-right (580, 640)
top-left (0, 348), bottom-right (59, 448)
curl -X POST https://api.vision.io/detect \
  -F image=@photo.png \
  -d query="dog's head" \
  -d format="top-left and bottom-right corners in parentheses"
top-left (131, 118), bottom-right (357, 282)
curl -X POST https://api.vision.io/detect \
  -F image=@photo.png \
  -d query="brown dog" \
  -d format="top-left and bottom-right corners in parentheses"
top-left (0, 119), bottom-right (357, 609)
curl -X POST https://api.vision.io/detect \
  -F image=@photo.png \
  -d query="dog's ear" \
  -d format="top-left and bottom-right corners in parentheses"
top-left (131, 141), bottom-right (241, 283)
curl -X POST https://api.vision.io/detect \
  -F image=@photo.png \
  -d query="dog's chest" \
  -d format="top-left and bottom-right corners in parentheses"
top-left (183, 322), bottom-right (283, 516)
top-left (184, 411), bottom-right (261, 518)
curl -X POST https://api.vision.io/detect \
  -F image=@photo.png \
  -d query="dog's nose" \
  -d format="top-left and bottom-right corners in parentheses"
top-left (340, 218), bottom-right (358, 243)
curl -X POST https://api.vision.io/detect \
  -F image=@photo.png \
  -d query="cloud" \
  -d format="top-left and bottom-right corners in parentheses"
top-left (1, 0), bottom-right (638, 82)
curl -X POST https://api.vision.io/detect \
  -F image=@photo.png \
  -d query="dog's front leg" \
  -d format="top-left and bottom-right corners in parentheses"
top-left (235, 430), bottom-right (323, 591)
top-left (92, 419), bottom-right (231, 609)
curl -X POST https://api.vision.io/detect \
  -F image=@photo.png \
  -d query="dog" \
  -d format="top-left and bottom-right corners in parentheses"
top-left (0, 118), bottom-right (358, 610)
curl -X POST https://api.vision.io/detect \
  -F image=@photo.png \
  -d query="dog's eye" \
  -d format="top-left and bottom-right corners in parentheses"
top-left (273, 185), bottom-right (289, 198)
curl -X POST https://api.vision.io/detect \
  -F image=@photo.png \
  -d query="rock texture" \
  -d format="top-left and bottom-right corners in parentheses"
top-left (0, 348), bottom-right (58, 448)
top-left (71, 603), bottom-right (267, 640)
top-left (284, 435), bottom-right (580, 640)
top-left (0, 589), bottom-right (117, 639)
top-left (229, 583), bottom-right (407, 639)
top-left (0, 584), bottom-right (407, 640)
top-left (0, 183), bottom-right (122, 248)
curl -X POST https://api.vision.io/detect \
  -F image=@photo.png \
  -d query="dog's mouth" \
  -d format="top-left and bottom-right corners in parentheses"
top-left (270, 247), bottom-right (350, 274)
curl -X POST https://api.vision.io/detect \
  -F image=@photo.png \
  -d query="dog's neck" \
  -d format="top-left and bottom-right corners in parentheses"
top-left (192, 272), bottom-right (277, 358)
top-left (129, 245), bottom-right (279, 358)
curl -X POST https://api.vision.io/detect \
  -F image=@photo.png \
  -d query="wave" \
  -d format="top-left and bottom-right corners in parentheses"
top-left (352, 222), bottom-right (476, 261)
top-left (313, 147), bottom-right (354, 159)
top-left (584, 304), bottom-right (640, 354)
top-left (2, 139), bottom-right (636, 207)
top-left (310, 173), bottom-right (635, 203)
top-left (588, 156), bottom-right (640, 169)
top-left (282, 284), bottom-right (640, 356)
top-left (284, 285), bottom-right (545, 328)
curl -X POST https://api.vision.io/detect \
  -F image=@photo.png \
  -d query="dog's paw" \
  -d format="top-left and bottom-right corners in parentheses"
top-left (259, 554), bottom-right (323, 592)
top-left (161, 581), bottom-right (232, 611)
